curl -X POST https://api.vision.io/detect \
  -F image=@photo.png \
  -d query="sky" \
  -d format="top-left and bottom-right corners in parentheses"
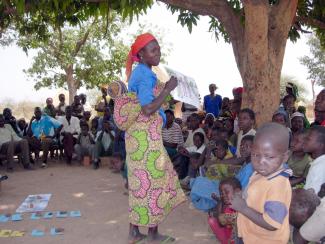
top-left (0, 3), bottom-right (321, 104)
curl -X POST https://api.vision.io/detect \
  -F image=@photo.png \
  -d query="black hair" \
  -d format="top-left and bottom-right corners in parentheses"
top-left (194, 132), bottom-right (205, 143)
top-left (215, 139), bottom-right (228, 150)
top-left (81, 123), bottom-right (89, 130)
top-left (165, 109), bottom-right (174, 117)
top-left (218, 127), bottom-right (228, 135)
top-left (191, 113), bottom-right (200, 120)
top-left (220, 177), bottom-right (242, 190)
top-left (283, 94), bottom-right (296, 102)
top-left (309, 125), bottom-right (325, 145)
top-left (240, 108), bottom-right (256, 121)
top-left (241, 135), bottom-right (255, 143)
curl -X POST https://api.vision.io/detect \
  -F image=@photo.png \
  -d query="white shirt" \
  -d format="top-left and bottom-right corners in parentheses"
top-left (96, 131), bottom-right (115, 151)
top-left (184, 128), bottom-right (207, 148)
top-left (57, 116), bottom-right (81, 139)
top-left (304, 154), bottom-right (325, 194)
top-left (236, 128), bottom-right (256, 157)
top-left (186, 144), bottom-right (206, 154)
top-left (0, 124), bottom-right (21, 147)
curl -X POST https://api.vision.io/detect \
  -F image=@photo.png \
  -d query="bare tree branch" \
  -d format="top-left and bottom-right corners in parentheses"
top-left (295, 16), bottom-right (325, 30)
top-left (73, 19), bottom-right (97, 57)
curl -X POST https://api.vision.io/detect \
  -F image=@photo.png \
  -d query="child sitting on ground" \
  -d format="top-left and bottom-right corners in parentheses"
top-left (175, 132), bottom-right (206, 180)
top-left (288, 130), bottom-right (311, 187)
top-left (236, 108), bottom-right (256, 158)
top-left (204, 139), bottom-right (233, 180)
top-left (290, 186), bottom-right (325, 244)
top-left (303, 125), bottom-right (325, 194)
top-left (208, 177), bottom-right (242, 244)
top-left (74, 124), bottom-right (99, 168)
top-left (110, 152), bottom-right (128, 190)
top-left (235, 135), bottom-right (255, 190)
top-left (231, 122), bottom-right (292, 244)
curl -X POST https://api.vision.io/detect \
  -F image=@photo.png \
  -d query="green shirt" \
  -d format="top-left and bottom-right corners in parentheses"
top-left (288, 154), bottom-right (311, 178)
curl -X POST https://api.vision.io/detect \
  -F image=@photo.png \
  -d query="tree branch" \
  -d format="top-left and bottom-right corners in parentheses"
top-left (295, 16), bottom-right (325, 30)
top-left (73, 19), bottom-right (97, 57)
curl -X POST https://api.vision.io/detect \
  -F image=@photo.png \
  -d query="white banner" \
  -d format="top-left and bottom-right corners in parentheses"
top-left (163, 66), bottom-right (201, 109)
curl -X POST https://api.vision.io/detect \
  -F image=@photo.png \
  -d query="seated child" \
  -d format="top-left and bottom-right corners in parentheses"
top-left (290, 186), bottom-right (325, 244)
top-left (208, 177), bottom-right (242, 244)
top-left (232, 122), bottom-right (292, 244)
top-left (110, 152), bottom-right (128, 190)
top-left (288, 130), bottom-right (311, 187)
top-left (95, 119), bottom-right (115, 158)
top-left (236, 108), bottom-right (256, 158)
top-left (205, 140), bottom-right (239, 180)
top-left (235, 135), bottom-right (255, 190)
top-left (303, 125), bottom-right (325, 194)
top-left (74, 124), bottom-right (99, 169)
top-left (174, 132), bottom-right (206, 180)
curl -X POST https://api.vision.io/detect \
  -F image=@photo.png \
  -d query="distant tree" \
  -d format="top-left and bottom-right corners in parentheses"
top-left (300, 34), bottom-right (325, 101)
top-left (18, 14), bottom-right (128, 104)
top-left (280, 75), bottom-right (309, 103)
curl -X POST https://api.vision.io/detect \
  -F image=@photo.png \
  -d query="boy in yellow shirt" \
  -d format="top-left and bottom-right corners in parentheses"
top-left (231, 123), bottom-right (292, 244)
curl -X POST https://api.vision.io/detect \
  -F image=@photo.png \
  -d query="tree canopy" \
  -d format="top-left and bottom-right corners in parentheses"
top-left (300, 34), bottom-right (325, 88)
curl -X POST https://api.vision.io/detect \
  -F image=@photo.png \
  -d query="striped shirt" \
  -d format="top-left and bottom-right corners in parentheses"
top-left (162, 122), bottom-right (183, 145)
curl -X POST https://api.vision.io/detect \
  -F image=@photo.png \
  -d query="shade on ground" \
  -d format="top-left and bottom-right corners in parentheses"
top-left (0, 162), bottom-right (215, 243)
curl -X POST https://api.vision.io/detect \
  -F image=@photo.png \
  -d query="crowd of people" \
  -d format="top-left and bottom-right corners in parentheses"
top-left (0, 67), bottom-right (324, 243)
top-left (0, 88), bottom-right (124, 171)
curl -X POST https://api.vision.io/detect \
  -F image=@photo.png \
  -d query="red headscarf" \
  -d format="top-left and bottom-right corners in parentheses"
top-left (125, 33), bottom-right (156, 80)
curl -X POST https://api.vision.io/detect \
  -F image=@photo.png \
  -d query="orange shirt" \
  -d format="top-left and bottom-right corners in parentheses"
top-left (237, 166), bottom-right (292, 244)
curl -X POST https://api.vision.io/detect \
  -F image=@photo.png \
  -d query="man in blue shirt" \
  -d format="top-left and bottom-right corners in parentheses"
top-left (27, 107), bottom-right (63, 167)
top-left (203, 84), bottom-right (222, 117)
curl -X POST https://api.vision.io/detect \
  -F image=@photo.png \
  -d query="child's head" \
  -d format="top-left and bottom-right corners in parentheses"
top-left (165, 109), bottom-right (175, 127)
top-left (91, 117), bottom-right (99, 129)
top-left (83, 111), bottom-right (91, 121)
top-left (210, 128), bottom-right (219, 142)
top-left (223, 118), bottom-right (234, 135)
top-left (81, 124), bottom-right (89, 135)
top-left (213, 119), bottom-right (224, 130)
top-left (303, 125), bottom-right (325, 156)
top-left (205, 113), bottom-right (215, 126)
top-left (219, 177), bottom-right (242, 205)
top-left (103, 119), bottom-right (112, 132)
top-left (193, 132), bottom-right (205, 149)
top-left (251, 123), bottom-right (290, 176)
top-left (272, 110), bottom-right (288, 127)
top-left (283, 94), bottom-right (296, 110)
top-left (175, 118), bottom-right (183, 128)
top-left (291, 112), bottom-right (305, 133)
top-left (213, 139), bottom-right (228, 160)
top-left (289, 188), bottom-right (320, 229)
top-left (111, 152), bottom-right (123, 170)
top-left (240, 135), bottom-right (254, 161)
top-left (290, 130), bottom-right (305, 153)
top-left (189, 113), bottom-right (200, 130)
top-left (222, 97), bottom-right (230, 109)
top-left (238, 108), bottom-right (255, 133)
top-left (217, 128), bottom-right (229, 141)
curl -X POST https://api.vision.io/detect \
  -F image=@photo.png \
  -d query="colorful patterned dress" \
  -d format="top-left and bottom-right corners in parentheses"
top-left (110, 66), bottom-right (186, 227)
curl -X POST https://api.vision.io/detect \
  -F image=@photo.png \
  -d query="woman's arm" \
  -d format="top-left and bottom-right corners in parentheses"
top-left (141, 77), bottom-right (177, 116)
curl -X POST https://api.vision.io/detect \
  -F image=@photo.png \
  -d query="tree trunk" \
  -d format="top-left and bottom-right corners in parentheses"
top-left (311, 80), bottom-right (316, 102)
top-left (159, 0), bottom-right (298, 126)
top-left (240, 1), bottom-right (297, 126)
top-left (65, 65), bottom-right (77, 105)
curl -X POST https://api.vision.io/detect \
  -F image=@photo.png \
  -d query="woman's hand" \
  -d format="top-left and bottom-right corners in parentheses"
top-left (164, 76), bottom-right (178, 92)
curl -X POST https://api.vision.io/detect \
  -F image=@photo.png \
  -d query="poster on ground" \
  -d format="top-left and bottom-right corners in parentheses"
top-left (16, 194), bottom-right (52, 213)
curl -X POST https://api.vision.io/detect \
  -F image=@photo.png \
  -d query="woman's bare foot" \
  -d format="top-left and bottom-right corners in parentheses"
top-left (147, 226), bottom-right (175, 243)
top-left (129, 224), bottom-right (146, 244)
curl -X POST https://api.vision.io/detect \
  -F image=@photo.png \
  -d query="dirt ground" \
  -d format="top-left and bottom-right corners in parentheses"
top-left (0, 159), bottom-right (215, 244)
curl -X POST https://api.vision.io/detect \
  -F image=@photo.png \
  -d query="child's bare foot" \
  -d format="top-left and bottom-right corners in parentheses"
top-left (129, 224), bottom-right (146, 244)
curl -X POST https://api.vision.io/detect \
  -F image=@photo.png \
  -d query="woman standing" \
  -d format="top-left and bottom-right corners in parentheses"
top-left (117, 33), bottom-right (186, 243)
